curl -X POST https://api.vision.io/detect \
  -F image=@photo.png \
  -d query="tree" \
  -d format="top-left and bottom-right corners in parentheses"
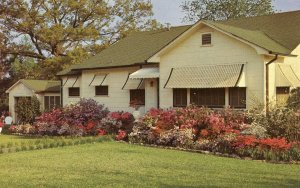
top-left (181, 0), bottom-right (275, 22)
top-left (0, 0), bottom-right (160, 79)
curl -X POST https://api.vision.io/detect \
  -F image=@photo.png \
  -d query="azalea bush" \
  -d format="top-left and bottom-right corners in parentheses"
top-left (8, 124), bottom-right (37, 135)
top-left (129, 106), bottom-right (300, 162)
top-left (247, 106), bottom-right (300, 142)
top-left (32, 99), bottom-right (134, 138)
top-left (35, 99), bottom-right (109, 136)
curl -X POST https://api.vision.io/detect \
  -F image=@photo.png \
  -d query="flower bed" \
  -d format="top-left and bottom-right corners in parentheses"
top-left (9, 99), bottom-right (134, 139)
top-left (129, 106), bottom-right (300, 162)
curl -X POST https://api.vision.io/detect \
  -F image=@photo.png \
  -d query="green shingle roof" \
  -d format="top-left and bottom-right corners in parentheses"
top-left (218, 10), bottom-right (300, 52)
top-left (57, 25), bottom-right (191, 75)
top-left (20, 79), bottom-right (61, 93)
top-left (58, 10), bottom-right (300, 75)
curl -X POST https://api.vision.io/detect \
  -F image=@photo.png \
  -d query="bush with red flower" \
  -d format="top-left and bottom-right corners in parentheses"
top-left (129, 105), bottom-right (300, 162)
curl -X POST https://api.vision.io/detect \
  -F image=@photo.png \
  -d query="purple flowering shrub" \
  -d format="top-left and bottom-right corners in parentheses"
top-left (36, 98), bottom-right (109, 136)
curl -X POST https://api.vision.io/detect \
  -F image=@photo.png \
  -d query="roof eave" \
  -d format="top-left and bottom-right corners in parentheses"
top-left (71, 62), bottom-right (159, 71)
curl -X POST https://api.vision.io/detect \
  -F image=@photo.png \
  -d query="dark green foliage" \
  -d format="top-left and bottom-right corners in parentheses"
top-left (15, 96), bottom-right (40, 124)
top-left (287, 88), bottom-right (300, 111)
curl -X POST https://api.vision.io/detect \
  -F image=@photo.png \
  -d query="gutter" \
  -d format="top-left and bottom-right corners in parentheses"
top-left (266, 54), bottom-right (278, 111)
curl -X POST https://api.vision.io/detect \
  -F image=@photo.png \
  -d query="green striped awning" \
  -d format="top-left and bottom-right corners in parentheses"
top-left (164, 64), bottom-right (245, 88)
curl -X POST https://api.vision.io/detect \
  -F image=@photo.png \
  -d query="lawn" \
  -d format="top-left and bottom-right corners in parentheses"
top-left (0, 137), bottom-right (299, 187)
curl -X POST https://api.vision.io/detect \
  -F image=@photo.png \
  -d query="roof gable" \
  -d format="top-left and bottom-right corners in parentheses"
top-left (6, 79), bottom-right (61, 93)
top-left (58, 11), bottom-right (300, 75)
top-left (219, 10), bottom-right (300, 51)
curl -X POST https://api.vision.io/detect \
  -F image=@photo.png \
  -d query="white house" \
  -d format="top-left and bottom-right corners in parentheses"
top-left (57, 11), bottom-right (300, 114)
top-left (6, 79), bottom-right (61, 123)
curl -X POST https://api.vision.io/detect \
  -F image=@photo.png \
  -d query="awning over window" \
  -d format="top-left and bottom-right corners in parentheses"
top-left (164, 64), bottom-right (245, 88)
top-left (122, 74), bottom-right (145, 90)
top-left (276, 64), bottom-right (300, 87)
top-left (89, 74), bottom-right (108, 86)
top-left (129, 68), bottom-right (159, 79)
top-left (63, 76), bottom-right (79, 87)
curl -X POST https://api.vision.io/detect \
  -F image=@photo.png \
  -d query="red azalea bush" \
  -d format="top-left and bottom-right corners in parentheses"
top-left (129, 106), bottom-right (300, 162)
top-left (35, 98), bottom-right (109, 136)
top-left (96, 111), bottom-right (135, 140)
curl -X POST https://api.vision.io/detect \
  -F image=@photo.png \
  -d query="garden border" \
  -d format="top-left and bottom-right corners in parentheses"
top-left (123, 141), bottom-right (300, 164)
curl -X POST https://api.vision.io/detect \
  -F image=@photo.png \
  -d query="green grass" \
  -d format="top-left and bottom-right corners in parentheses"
top-left (0, 140), bottom-right (299, 187)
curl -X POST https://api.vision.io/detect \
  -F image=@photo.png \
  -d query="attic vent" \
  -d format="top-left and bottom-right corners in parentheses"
top-left (202, 33), bottom-right (212, 45)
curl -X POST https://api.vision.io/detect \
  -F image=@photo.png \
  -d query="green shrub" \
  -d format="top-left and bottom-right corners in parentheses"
top-left (2, 124), bottom-right (11, 134)
top-left (248, 106), bottom-right (300, 141)
top-left (287, 88), bottom-right (300, 111)
top-left (15, 96), bottom-right (41, 124)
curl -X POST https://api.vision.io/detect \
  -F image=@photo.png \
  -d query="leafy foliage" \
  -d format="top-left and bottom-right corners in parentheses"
top-left (287, 88), bottom-right (300, 111)
top-left (129, 106), bottom-right (300, 162)
top-left (15, 96), bottom-right (40, 124)
top-left (0, 0), bottom-right (160, 79)
top-left (248, 106), bottom-right (300, 142)
top-left (181, 0), bottom-right (275, 22)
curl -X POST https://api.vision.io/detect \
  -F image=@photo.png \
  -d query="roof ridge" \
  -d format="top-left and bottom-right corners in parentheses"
top-left (219, 10), bottom-right (300, 23)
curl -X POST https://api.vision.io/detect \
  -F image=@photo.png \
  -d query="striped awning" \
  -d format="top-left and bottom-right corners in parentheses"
top-left (129, 68), bottom-right (159, 79)
top-left (89, 74), bottom-right (108, 86)
top-left (164, 64), bottom-right (245, 88)
top-left (276, 64), bottom-right (300, 87)
top-left (63, 76), bottom-right (79, 87)
top-left (122, 74), bottom-right (145, 90)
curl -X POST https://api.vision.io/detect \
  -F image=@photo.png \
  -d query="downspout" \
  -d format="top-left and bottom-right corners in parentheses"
top-left (266, 54), bottom-right (278, 112)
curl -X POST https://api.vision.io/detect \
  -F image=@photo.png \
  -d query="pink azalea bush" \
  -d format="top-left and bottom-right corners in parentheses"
top-left (33, 98), bottom-right (134, 137)
top-left (129, 105), bottom-right (300, 162)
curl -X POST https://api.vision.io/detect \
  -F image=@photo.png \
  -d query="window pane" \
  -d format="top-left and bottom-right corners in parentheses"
top-left (191, 88), bottom-right (225, 108)
top-left (95, 86), bottom-right (109, 96)
top-left (48, 96), bottom-right (54, 109)
top-left (173, 89), bottom-right (187, 107)
top-left (55, 96), bottom-right (61, 107)
top-left (276, 87), bottom-right (289, 105)
top-left (130, 89), bottom-right (145, 105)
top-left (229, 87), bottom-right (246, 109)
top-left (69, 87), bottom-right (80, 97)
top-left (44, 96), bottom-right (49, 111)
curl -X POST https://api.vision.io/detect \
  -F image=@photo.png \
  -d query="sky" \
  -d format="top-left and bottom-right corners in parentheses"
top-left (151, 0), bottom-right (300, 26)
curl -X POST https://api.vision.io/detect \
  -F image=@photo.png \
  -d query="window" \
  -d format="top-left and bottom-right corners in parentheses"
top-left (95, 86), bottom-right (108, 96)
top-left (173, 89), bottom-right (187, 107)
top-left (190, 88), bottom-right (225, 108)
top-left (69, 87), bottom-right (80, 97)
top-left (202, 33), bottom-right (212, 45)
top-left (130, 89), bottom-right (145, 105)
top-left (229, 87), bottom-right (246, 109)
top-left (276, 87), bottom-right (290, 105)
top-left (44, 96), bottom-right (61, 111)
